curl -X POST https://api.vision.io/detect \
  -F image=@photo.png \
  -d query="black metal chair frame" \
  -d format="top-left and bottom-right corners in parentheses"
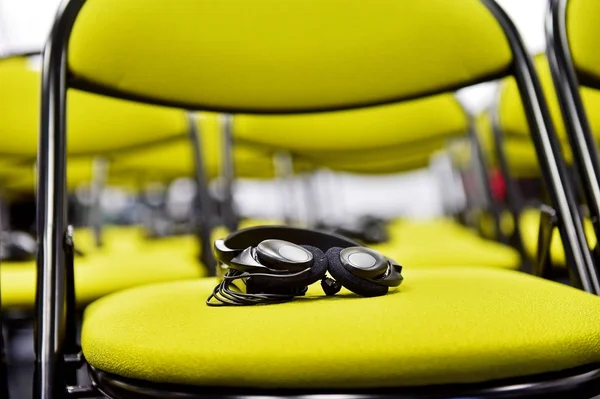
top-left (33, 0), bottom-right (600, 397)
top-left (464, 114), bottom-right (512, 245)
top-left (546, 0), bottom-right (600, 283)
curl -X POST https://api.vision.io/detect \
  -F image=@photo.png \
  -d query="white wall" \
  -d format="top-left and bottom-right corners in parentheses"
top-left (0, 0), bottom-right (62, 55)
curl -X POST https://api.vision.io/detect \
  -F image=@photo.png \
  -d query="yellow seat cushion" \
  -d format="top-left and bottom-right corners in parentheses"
top-left (297, 138), bottom-right (449, 174)
top-left (0, 56), bottom-right (188, 156)
top-left (69, 0), bottom-right (511, 113)
top-left (82, 268), bottom-right (600, 388)
top-left (74, 225), bottom-right (151, 254)
top-left (371, 218), bottom-right (520, 269)
top-left (234, 95), bottom-right (467, 151)
top-left (519, 208), bottom-right (596, 267)
top-left (1, 233), bottom-right (205, 310)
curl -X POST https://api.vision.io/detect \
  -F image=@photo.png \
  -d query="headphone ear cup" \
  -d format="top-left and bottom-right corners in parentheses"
top-left (326, 247), bottom-right (388, 297)
top-left (247, 245), bottom-right (328, 293)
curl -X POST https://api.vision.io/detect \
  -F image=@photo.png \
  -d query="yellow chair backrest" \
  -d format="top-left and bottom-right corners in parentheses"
top-left (233, 94), bottom-right (467, 152)
top-left (0, 55), bottom-right (188, 156)
top-left (566, 0), bottom-right (600, 85)
top-left (68, 0), bottom-right (512, 113)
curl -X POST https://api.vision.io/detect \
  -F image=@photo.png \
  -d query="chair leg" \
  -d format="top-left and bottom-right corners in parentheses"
top-left (219, 113), bottom-right (239, 233)
top-left (89, 156), bottom-right (109, 248)
top-left (535, 204), bottom-right (557, 279)
top-left (188, 113), bottom-right (217, 275)
top-left (1, 321), bottom-right (9, 398)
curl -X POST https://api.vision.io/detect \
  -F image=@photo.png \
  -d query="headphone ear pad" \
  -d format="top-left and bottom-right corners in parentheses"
top-left (247, 245), bottom-right (328, 293)
top-left (326, 247), bottom-right (388, 297)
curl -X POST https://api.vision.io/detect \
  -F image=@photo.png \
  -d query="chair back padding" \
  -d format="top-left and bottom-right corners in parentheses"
top-left (566, 0), bottom-right (600, 86)
top-left (68, 0), bottom-right (512, 113)
top-left (0, 56), bottom-right (188, 156)
top-left (0, 157), bottom-right (136, 194)
top-left (233, 95), bottom-right (468, 151)
top-left (111, 113), bottom-right (313, 180)
top-left (298, 137), bottom-right (451, 174)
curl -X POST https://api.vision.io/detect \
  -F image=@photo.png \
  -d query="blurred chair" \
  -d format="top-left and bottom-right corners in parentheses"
top-left (546, 0), bottom-right (600, 278)
top-left (109, 112), bottom-right (295, 246)
top-left (0, 54), bottom-right (205, 314)
top-left (36, 0), bottom-right (600, 397)
top-left (486, 53), bottom-right (600, 276)
top-left (230, 95), bottom-right (521, 269)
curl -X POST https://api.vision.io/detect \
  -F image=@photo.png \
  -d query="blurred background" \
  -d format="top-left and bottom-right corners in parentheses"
top-left (0, 0), bottom-right (549, 225)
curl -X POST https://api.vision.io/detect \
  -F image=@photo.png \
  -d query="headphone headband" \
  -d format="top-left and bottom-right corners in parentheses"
top-left (214, 225), bottom-right (363, 264)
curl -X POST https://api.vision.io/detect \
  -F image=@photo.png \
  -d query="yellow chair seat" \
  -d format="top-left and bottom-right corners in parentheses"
top-left (1, 242), bottom-right (204, 311)
top-left (74, 225), bottom-right (152, 254)
top-left (371, 218), bottom-right (520, 269)
top-left (519, 208), bottom-right (596, 266)
top-left (82, 267), bottom-right (600, 389)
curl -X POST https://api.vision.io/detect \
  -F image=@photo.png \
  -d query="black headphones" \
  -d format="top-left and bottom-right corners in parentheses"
top-left (207, 225), bottom-right (403, 306)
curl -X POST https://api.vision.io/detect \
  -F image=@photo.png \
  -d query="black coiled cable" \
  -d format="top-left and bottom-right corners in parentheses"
top-left (206, 268), bottom-right (310, 306)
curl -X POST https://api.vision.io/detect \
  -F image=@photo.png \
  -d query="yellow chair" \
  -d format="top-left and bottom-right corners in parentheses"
top-left (488, 54), bottom-right (600, 270)
top-left (0, 55), bottom-right (206, 311)
top-left (36, 0), bottom-right (600, 397)
top-left (546, 0), bottom-right (600, 275)
top-left (108, 112), bottom-right (291, 267)
top-left (232, 95), bottom-right (520, 269)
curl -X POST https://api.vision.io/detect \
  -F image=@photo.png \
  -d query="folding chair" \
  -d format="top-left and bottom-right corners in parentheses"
top-left (487, 53), bottom-right (600, 275)
top-left (229, 95), bottom-right (521, 269)
top-left (0, 54), bottom-right (206, 313)
top-left (36, 0), bottom-right (600, 397)
top-left (546, 0), bottom-right (600, 276)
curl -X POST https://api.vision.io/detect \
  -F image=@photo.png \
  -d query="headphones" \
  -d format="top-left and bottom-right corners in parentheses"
top-left (207, 225), bottom-right (403, 306)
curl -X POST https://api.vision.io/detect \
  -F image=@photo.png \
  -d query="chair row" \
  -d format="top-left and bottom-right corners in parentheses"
top-left (1, 0), bottom-right (600, 398)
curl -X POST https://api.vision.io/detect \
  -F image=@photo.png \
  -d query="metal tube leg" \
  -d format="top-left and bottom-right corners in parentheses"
top-left (469, 117), bottom-right (505, 243)
top-left (535, 204), bottom-right (557, 279)
top-left (490, 93), bottom-right (528, 258)
top-left (1, 304), bottom-right (9, 399)
top-left (187, 113), bottom-right (217, 275)
top-left (89, 157), bottom-right (108, 248)
top-left (220, 113), bottom-right (239, 232)
top-left (34, 0), bottom-right (87, 395)
top-left (273, 152), bottom-right (297, 226)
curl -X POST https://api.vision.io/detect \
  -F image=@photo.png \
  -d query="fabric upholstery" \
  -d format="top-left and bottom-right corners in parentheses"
top-left (371, 218), bottom-right (520, 269)
top-left (519, 208), bottom-right (596, 267)
top-left (69, 0), bottom-right (511, 112)
top-left (567, 0), bottom-right (600, 85)
top-left (82, 268), bottom-right (600, 388)
top-left (0, 56), bottom-right (188, 156)
top-left (233, 95), bottom-right (467, 151)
